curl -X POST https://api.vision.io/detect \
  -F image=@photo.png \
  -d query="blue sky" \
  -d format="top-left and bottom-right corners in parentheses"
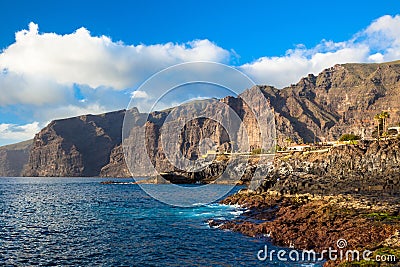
top-left (1, 0), bottom-right (400, 145)
top-left (2, 0), bottom-right (400, 62)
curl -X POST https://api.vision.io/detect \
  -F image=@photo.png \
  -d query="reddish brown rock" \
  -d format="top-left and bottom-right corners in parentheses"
top-left (219, 193), bottom-right (400, 266)
top-left (20, 61), bottom-right (400, 178)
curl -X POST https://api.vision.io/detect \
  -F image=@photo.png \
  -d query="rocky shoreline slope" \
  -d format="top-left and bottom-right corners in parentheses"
top-left (259, 139), bottom-right (400, 196)
top-left (212, 139), bottom-right (400, 266)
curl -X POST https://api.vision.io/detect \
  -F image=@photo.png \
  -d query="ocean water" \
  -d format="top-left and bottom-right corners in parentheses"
top-left (0, 178), bottom-right (324, 266)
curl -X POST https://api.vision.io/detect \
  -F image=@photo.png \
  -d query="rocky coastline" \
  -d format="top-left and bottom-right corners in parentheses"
top-left (4, 61), bottom-right (398, 179)
top-left (211, 139), bottom-right (400, 266)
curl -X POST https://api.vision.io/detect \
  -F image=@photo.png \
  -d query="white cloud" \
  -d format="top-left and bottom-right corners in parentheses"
top-left (0, 122), bottom-right (41, 144)
top-left (131, 90), bottom-right (149, 99)
top-left (368, 53), bottom-right (384, 62)
top-left (240, 14), bottom-right (400, 88)
top-left (0, 22), bottom-right (230, 93)
top-left (0, 70), bottom-right (73, 106)
top-left (362, 14), bottom-right (400, 61)
top-left (241, 46), bottom-right (369, 88)
top-left (37, 103), bottom-right (108, 122)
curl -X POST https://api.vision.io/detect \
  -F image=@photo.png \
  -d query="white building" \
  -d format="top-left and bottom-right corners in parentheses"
top-left (388, 126), bottom-right (400, 135)
top-left (287, 144), bottom-right (311, 151)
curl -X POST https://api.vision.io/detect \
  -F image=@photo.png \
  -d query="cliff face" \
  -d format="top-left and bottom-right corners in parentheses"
top-left (0, 140), bottom-right (32, 176)
top-left (258, 139), bottom-right (400, 195)
top-left (263, 61), bottom-right (400, 144)
top-left (22, 61), bottom-right (400, 178)
top-left (22, 111), bottom-right (125, 177)
top-left (24, 96), bottom-right (272, 178)
top-left (99, 145), bottom-right (131, 177)
top-left (117, 97), bottom-right (273, 177)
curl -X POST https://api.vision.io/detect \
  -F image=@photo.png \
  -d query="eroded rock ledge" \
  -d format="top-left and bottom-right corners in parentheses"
top-left (214, 139), bottom-right (400, 266)
top-left (257, 139), bottom-right (400, 196)
top-left (215, 192), bottom-right (400, 266)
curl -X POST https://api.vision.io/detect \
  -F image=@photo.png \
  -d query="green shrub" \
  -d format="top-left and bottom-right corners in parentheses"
top-left (339, 133), bottom-right (361, 141)
top-left (251, 148), bottom-right (265, 155)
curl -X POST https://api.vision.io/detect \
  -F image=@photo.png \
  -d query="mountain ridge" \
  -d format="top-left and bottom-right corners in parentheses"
top-left (1, 60), bottom-right (399, 177)
top-left (0, 139), bottom-right (32, 176)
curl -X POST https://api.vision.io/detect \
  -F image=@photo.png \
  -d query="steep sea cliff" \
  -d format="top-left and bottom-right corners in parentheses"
top-left (9, 61), bottom-right (400, 178)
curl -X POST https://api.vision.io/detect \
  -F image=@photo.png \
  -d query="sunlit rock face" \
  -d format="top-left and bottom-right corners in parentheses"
top-left (21, 61), bottom-right (400, 178)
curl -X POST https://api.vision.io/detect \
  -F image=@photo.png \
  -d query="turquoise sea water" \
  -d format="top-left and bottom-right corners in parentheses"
top-left (0, 178), bottom-right (324, 266)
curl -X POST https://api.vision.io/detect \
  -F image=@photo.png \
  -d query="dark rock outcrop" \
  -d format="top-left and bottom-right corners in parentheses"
top-left (219, 192), bottom-right (400, 267)
top-left (0, 140), bottom-right (32, 176)
top-left (256, 139), bottom-right (400, 195)
top-left (22, 111), bottom-right (125, 177)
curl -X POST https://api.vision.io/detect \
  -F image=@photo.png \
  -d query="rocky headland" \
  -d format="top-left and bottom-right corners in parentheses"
top-left (211, 138), bottom-right (400, 266)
